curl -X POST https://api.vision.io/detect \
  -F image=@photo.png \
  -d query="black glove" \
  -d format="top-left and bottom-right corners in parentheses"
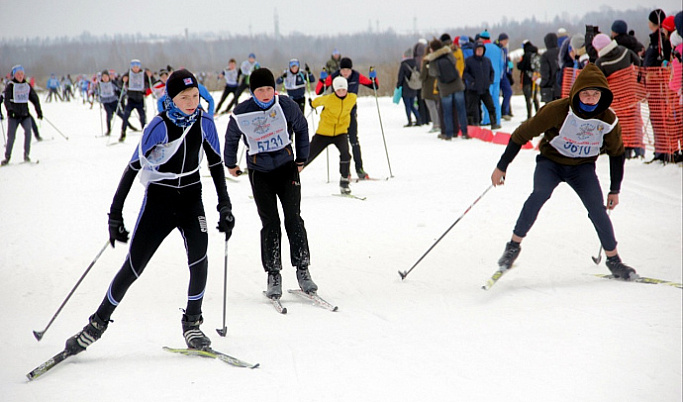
top-left (0, 111), bottom-right (3, 120)
top-left (108, 211), bottom-right (129, 247)
top-left (308, 98), bottom-right (314, 109)
top-left (37, 112), bottom-right (43, 120)
top-left (305, 63), bottom-right (311, 74)
top-left (217, 206), bottom-right (235, 240)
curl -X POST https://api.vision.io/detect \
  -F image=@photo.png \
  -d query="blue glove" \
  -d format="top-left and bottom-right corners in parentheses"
top-left (320, 70), bottom-right (328, 80)
top-left (369, 69), bottom-right (377, 79)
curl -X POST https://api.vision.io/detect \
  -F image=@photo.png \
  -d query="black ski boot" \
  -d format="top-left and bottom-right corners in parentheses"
top-left (340, 177), bottom-right (351, 195)
top-left (65, 313), bottom-right (109, 355)
top-left (497, 241), bottom-right (521, 270)
top-left (296, 266), bottom-right (318, 294)
top-left (181, 314), bottom-right (211, 350)
top-left (266, 270), bottom-right (282, 299)
top-left (606, 255), bottom-right (637, 280)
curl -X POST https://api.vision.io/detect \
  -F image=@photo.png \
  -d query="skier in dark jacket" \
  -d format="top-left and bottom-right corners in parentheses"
top-left (491, 63), bottom-right (636, 280)
top-left (64, 69), bottom-right (234, 354)
top-left (2, 65), bottom-right (43, 165)
top-left (224, 68), bottom-right (315, 300)
top-left (540, 33), bottom-right (561, 102)
top-left (276, 58), bottom-right (316, 114)
top-left (119, 59), bottom-right (150, 142)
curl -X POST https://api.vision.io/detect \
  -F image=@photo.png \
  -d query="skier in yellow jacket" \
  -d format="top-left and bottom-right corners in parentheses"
top-left (306, 76), bottom-right (357, 194)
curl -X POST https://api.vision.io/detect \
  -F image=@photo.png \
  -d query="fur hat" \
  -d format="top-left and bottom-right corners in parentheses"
top-left (611, 20), bottom-right (628, 35)
top-left (165, 69), bottom-right (198, 99)
top-left (332, 76), bottom-right (348, 91)
top-left (340, 57), bottom-right (353, 69)
top-left (591, 34), bottom-right (612, 51)
top-left (249, 68), bottom-right (275, 92)
top-left (649, 9), bottom-right (665, 26)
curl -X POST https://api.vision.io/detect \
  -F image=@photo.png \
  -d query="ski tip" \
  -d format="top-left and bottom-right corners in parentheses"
top-left (398, 270), bottom-right (407, 280)
top-left (250, 363), bottom-right (260, 369)
top-left (216, 328), bottom-right (227, 337)
top-left (33, 330), bottom-right (44, 341)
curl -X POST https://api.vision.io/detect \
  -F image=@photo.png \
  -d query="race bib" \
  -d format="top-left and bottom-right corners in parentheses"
top-left (128, 71), bottom-right (145, 91)
top-left (550, 109), bottom-right (618, 158)
top-left (12, 83), bottom-right (30, 103)
top-left (234, 98), bottom-right (290, 155)
top-left (99, 81), bottom-right (115, 98)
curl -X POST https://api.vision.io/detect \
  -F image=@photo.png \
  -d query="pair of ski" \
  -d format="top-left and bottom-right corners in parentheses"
top-left (264, 289), bottom-right (338, 314)
top-left (27, 345), bottom-right (259, 381)
top-left (482, 266), bottom-right (682, 290)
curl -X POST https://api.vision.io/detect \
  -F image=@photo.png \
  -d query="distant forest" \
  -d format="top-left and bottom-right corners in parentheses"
top-left (0, 7), bottom-right (669, 96)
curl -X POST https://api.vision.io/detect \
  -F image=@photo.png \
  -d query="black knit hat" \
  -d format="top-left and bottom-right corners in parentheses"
top-left (165, 69), bottom-right (198, 99)
top-left (649, 9), bottom-right (665, 26)
top-left (340, 57), bottom-right (353, 69)
top-left (249, 68), bottom-right (275, 92)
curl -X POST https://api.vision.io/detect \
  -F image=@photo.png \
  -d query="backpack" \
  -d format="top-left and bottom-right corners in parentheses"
top-left (435, 56), bottom-right (458, 84)
top-left (406, 65), bottom-right (422, 90)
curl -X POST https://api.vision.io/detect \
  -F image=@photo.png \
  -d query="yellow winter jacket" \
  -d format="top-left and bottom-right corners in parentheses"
top-left (453, 48), bottom-right (465, 76)
top-left (311, 92), bottom-right (357, 136)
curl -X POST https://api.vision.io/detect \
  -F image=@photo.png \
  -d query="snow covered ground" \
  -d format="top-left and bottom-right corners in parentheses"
top-left (1, 92), bottom-right (681, 402)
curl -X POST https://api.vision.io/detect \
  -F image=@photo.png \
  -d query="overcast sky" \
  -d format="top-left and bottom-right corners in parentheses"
top-left (0, 0), bottom-right (680, 40)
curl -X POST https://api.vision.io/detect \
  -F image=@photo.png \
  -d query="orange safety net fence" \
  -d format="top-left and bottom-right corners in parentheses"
top-left (561, 66), bottom-right (683, 156)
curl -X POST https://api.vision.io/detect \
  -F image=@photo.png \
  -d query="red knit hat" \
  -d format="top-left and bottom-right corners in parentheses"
top-left (662, 15), bottom-right (676, 32)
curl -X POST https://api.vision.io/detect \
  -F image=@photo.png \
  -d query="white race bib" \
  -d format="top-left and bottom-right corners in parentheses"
top-left (128, 71), bottom-right (145, 91)
top-left (550, 109), bottom-right (618, 158)
top-left (99, 81), bottom-right (115, 98)
top-left (234, 98), bottom-right (291, 155)
top-left (138, 122), bottom-right (202, 187)
top-left (12, 83), bottom-right (30, 103)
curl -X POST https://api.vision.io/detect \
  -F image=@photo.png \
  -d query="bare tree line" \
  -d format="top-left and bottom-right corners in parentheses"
top-left (0, 7), bottom-right (659, 96)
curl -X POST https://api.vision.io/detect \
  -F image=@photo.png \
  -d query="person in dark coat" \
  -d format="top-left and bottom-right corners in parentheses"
top-left (610, 20), bottom-right (645, 55)
top-left (540, 33), bottom-right (561, 103)
top-left (517, 41), bottom-right (540, 119)
top-left (592, 34), bottom-right (641, 77)
top-left (643, 9), bottom-right (672, 67)
top-left (396, 48), bottom-right (421, 126)
top-left (463, 41), bottom-right (499, 128)
top-left (427, 39), bottom-right (469, 139)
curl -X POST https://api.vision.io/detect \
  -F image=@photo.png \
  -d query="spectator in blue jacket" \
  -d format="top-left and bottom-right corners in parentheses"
top-left (463, 41), bottom-right (500, 129)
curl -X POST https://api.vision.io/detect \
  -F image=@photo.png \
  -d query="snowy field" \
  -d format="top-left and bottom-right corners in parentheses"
top-left (1, 91), bottom-right (681, 402)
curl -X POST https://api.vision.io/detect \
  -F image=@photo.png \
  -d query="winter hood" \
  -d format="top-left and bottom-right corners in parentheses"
top-left (544, 33), bottom-right (558, 49)
top-left (569, 63), bottom-right (613, 118)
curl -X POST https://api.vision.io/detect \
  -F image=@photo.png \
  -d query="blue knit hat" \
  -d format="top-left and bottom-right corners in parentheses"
top-left (611, 20), bottom-right (627, 35)
top-left (11, 65), bottom-right (24, 76)
top-left (480, 30), bottom-right (491, 39)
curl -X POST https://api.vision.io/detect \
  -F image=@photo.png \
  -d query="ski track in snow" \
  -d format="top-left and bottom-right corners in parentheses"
top-left (1, 93), bottom-right (681, 402)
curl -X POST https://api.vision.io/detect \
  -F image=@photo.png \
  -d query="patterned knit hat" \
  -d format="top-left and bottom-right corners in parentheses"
top-left (165, 69), bottom-right (198, 99)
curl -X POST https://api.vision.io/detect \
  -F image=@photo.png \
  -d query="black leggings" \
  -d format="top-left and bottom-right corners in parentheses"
top-left (305, 134), bottom-right (351, 179)
top-left (96, 185), bottom-right (209, 320)
top-left (248, 161), bottom-right (310, 272)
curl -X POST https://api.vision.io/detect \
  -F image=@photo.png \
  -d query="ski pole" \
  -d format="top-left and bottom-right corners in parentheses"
top-left (399, 184), bottom-right (494, 280)
top-left (33, 239), bottom-right (110, 341)
top-left (1, 118), bottom-right (6, 146)
top-left (216, 238), bottom-right (229, 337)
top-left (42, 117), bottom-right (69, 140)
top-left (370, 66), bottom-right (394, 178)
top-left (98, 101), bottom-right (104, 137)
top-left (592, 207), bottom-right (612, 264)
top-left (326, 148), bottom-right (330, 183)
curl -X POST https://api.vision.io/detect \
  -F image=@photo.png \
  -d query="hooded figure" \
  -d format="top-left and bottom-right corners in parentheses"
top-left (491, 63), bottom-right (635, 281)
top-left (540, 33), bottom-right (561, 102)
